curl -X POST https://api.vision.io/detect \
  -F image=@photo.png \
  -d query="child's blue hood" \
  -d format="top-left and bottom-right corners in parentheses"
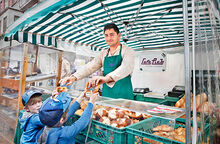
top-left (19, 111), bottom-right (34, 131)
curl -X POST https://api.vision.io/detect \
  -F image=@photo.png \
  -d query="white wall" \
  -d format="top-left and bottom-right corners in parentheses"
top-left (132, 50), bottom-right (185, 95)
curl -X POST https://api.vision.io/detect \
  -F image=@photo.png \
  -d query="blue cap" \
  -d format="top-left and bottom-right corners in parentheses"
top-left (39, 92), bottom-right (71, 127)
top-left (22, 90), bottom-right (42, 106)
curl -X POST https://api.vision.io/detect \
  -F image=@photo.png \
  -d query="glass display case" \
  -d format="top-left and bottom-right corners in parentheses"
top-left (96, 98), bottom-right (185, 120)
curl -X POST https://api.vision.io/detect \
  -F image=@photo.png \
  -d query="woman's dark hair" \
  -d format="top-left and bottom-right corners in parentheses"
top-left (104, 23), bottom-right (120, 34)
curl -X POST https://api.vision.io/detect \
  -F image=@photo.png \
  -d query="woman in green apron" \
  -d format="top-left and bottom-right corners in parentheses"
top-left (60, 23), bottom-right (134, 100)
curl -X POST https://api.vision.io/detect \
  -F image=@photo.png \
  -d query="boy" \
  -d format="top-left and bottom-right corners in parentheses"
top-left (19, 90), bottom-right (45, 144)
top-left (38, 90), bottom-right (97, 144)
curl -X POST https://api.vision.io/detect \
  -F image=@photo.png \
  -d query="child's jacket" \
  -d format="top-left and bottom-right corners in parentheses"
top-left (19, 111), bottom-right (44, 144)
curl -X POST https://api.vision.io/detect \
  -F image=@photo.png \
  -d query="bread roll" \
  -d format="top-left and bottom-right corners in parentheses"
top-left (80, 100), bottom-right (88, 110)
top-left (99, 116), bottom-right (111, 125)
top-left (75, 109), bottom-right (83, 116)
top-left (110, 122), bottom-right (118, 128)
top-left (143, 114), bottom-right (152, 119)
top-left (174, 135), bottom-right (186, 143)
top-left (108, 108), bottom-right (118, 120)
top-left (161, 125), bottom-right (174, 132)
top-left (95, 107), bottom-right (108, 117)
top-left (196, 94), bottom-right (201, 109)
top-left (110, 120), bottom-right (119, 128)
top-left (153, 125), bottom-right (174, 132)
top-left (117, 110), bottom-right (125, 118)
top-left (175, 101), bottom-right (181, 107)
top-left (132, 119), bottom-right (139, 124)
top-left (117, 117), bottom-right (132, 127)
top-left (85, 82), bottom-right (99, 93)
top-left (201, 93), bottom-right (207, 102)
top-left (198, 101), bottom-right (209, 113)
top-left (126, 111), bottom-right (142, 119)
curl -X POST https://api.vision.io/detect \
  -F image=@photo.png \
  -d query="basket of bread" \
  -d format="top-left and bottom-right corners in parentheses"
top-left (175, 93), bottom-right (209, 113)
top-left (75, 100), bottom-right (152, 129)
top-left (126, 117), bottom-right (193, 144)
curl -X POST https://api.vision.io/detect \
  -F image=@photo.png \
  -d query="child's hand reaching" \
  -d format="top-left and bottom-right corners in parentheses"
top-left (52, 89), bottom-right (58, 99)
top-left (89, 93), bottom-right (98, 104)
top-left (76, 90), bottom-right (86, 103)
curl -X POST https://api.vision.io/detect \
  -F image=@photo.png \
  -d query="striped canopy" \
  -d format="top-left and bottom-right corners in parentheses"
top-left (3, 0), bottom-right (198, 51)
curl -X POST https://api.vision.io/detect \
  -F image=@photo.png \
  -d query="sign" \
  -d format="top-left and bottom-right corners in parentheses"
top-left (139, 51), bottom-right (166, 72)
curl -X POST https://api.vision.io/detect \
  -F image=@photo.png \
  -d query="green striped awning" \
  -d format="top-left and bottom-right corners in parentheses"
top-left (4, 0), bottom-right (220, 51)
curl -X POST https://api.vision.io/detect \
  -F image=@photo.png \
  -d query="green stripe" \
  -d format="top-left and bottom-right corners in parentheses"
top-left (32, 34), bottom-right (36, 44)
top-left (41, 35), bottom-right (45, 45)
top-left (23, 32), bottom-right (28, 42)
top-left (48, 37), bottom-right (52, 46)
top-left (6, 0), bottom-right (77, 37)
top-left (14, 32), bottom-right (18, 41)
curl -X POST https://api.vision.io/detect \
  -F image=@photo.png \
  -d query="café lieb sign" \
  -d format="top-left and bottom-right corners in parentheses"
top-left (139, 51), bottom-right (167, 72)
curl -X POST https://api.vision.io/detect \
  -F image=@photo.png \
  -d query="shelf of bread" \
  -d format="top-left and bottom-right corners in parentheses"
top-left (75, 100), bottom-right (152, 128)
top-left (95, 98), bottom-right (185, 119)
top-left (74, 96), bottom-right (185, 129)
top-left (174, 92), bottom-right (209, 112)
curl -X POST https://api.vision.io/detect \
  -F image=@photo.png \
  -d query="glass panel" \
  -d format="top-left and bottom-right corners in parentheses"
top-left (192, 0), bottom-right (220, 143)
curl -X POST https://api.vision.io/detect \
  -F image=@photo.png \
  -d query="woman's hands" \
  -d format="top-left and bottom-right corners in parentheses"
top-left (60, 75), bottom-right (77, 86)
top-left (89, 76), bottom-right (113, 87)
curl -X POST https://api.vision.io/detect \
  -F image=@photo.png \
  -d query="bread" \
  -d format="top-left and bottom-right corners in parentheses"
top-left (198, 101), bottom-right (209, 113)
top-left (85, 82), bottom-right (99, 93)
top-left (108, 108), bottom-right (118, 120)
top-left (110, 120), bottom-right (119, 128)
top-left (175, 101), bottom-right (181, 107)
top-left (99, 117), bottom-right (111, 125)
top-left (196, 93), bottom-right (208, 110)
top-left (117, 110), bottom-right (125, 118)
top-left (174, 135), bottom-right (186, 143)
top-left (132, 119), bottom-right (139, 124)
top-left (117, 117), bottom-right (132, 127)
top-left (95, 107), bottom-right (108, 117)
top-left (126, 111), bottom-right (142, 119)
top-left (143, 137), bottom-right (163, 144)
top-left (75, 109), bottom-right (83, 116)
top-left (143, 114), bottom-right (152, 119)
top-left (56, 86), bottom-right (67, 93)
top-left (80, 100), bottom-right (88, 110)
top-left (175, 97), bottom-right (185, 108)
top-left (153, 125), bottom-right (174, 132)
top-left (201, 93), bottom-right (207, 102)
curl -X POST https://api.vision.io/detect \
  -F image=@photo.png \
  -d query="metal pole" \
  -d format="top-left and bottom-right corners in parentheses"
top-left (183, 0), bottom-right (191, 143)
top-left (192, 0), bottom-right (198, 143)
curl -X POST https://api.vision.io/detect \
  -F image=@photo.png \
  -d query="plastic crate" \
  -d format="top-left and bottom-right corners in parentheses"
top-left (81, 120), bottom-right (128, 144)
top-left (134, 94), bottom-right (165, 104)
top-left (66, 114), bottom-right (128, 144)
top-left (75, 134), bottom-right (101, 144)
top-left (127, 117), bottom-right (184, 144)
top-left (176, 118), bottom-right (209, 134)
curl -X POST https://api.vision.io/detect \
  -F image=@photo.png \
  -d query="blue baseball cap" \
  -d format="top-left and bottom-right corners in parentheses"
top-left (22, 90), bottom-right (42, 106)
top-left (39, 92), bottom-right (71, 127)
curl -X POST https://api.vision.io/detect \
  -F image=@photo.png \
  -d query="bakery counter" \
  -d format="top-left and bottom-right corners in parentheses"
top-left (67, 97), bottom-right (185, 144)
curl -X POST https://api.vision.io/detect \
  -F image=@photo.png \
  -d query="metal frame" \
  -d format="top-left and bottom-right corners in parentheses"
top-left (182, 0), bottom-right (191, 143)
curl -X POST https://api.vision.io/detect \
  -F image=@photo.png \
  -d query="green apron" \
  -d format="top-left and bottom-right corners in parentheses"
top-left (102, 44), bottom-right (134, 100)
